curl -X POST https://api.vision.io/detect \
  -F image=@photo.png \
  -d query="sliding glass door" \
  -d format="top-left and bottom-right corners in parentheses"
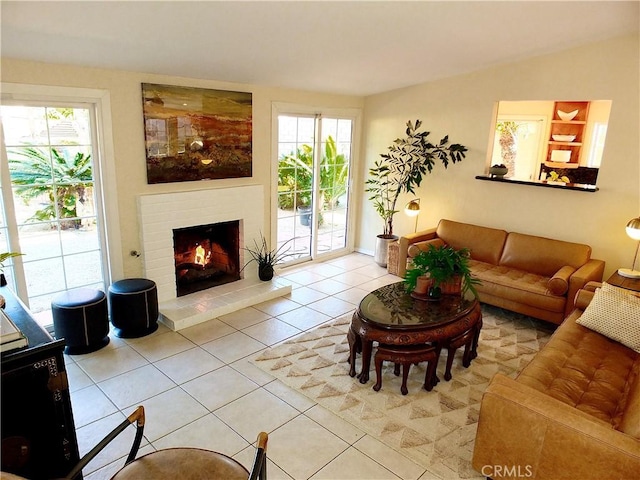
top-left (0, 103), bottom-right (108, 327)
top-left (276, 113), bottom-right (354, 265)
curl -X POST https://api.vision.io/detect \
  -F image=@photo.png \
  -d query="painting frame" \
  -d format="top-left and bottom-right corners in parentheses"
top-left (141, 83), bottom-right (252, 184)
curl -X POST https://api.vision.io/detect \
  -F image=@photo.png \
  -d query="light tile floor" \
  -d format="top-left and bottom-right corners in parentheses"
top-left (65, 253), bottom-right (435, 480)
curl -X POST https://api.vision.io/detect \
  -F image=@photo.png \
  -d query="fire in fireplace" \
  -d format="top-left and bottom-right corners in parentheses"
top-left (173, 220), bottom-right (241, 297)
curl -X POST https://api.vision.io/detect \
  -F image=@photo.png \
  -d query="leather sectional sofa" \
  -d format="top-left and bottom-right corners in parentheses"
top-left (472, 282), bottom-right (640, 479)
top-left (397, 219), bottom-right (605, 324)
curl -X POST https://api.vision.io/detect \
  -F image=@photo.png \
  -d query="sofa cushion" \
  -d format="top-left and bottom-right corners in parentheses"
top-left (436, 219), bottom-right (507, 265)
top-left (499, 232), bottom-right (591, 277)
top-left (470, 260), bottom-right (566, 313)
top-left (577, 287), bottom-right (640, 353)
top-left (517, 314), bottom-right (640, 428)
top-left (619, 366), bottom-right (640, 439)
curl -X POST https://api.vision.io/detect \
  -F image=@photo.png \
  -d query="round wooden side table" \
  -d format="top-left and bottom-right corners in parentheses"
top-left (348, 282), bottom-right (482, 388)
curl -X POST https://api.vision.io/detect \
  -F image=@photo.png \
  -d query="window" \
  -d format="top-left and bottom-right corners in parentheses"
top-left (0, 92), bottom-right (115, 327)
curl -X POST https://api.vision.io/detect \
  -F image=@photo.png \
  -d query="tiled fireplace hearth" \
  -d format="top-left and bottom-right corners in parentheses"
top-left (138, 185), bottom-right (291, 330)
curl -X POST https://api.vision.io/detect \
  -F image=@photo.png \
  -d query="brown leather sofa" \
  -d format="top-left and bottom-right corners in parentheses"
top-left (397, 219), bottom-right (605, 324)
top-left (472, 283), bottom-right (640, 479)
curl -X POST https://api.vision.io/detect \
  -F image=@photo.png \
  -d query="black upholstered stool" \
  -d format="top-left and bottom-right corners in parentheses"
top-left (52, 288), bottom-right (110, 355)
top-left (108, 278), bottom-right (159, 338)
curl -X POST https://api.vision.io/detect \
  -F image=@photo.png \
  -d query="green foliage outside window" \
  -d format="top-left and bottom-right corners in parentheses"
top-left (277, 136), bottom-right (349, 211)
top-left (8, 146), bottom-right (93, 229)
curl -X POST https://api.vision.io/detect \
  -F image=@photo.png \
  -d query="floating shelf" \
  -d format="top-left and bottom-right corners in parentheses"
top-left (475, 175), bottom-right (597, 192)
top-left (551, 120), bottom-right (587, 125)
top-left (548, 141), bottom-right (582, 147)
top-left (544, 161), bottom-right (580, 169)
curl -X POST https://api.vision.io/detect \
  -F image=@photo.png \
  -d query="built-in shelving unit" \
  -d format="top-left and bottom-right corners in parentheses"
top-left (544, 101), bottom-right (590, 170)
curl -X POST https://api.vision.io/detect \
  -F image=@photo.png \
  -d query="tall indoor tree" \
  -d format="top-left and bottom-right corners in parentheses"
top-left (366, 119), bottom-right (467, 266)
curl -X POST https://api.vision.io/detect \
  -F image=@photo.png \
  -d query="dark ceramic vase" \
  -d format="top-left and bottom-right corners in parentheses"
top-left (258, 264), bottom-right (274, 281)
top-left (427, 285), bottom-right (442, 301)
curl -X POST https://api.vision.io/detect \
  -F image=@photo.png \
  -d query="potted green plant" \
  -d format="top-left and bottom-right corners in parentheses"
top-left (242, 234), bottom-right (292, 281)
top-left (404, 244), bottom-right (479, 300)
top-left (365, 120), bottom-right (467, 266)
top-left (0, 252), bottom-right (24, 287)
top-left (489, 163), bottom-right (509, 178)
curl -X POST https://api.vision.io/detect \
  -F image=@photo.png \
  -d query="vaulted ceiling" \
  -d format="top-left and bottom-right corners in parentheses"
top-left (2, 1), bottom-right (638, 96)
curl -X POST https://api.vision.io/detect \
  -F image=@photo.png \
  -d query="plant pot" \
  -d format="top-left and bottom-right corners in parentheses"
top-left (440, 275), bottom-right (462, 295)
top-left (258, 264), bottom-right (274, 281)
top-left (297, 206), bottom-right (312, 226)
top-left (374, 234), bottom-right (398, 267)
top-left (414, 275), bottom-right (432, 295)
top-left (489, 166), bottom-right (509, 178)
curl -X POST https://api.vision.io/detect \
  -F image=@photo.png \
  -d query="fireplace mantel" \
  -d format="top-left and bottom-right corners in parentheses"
top-left (137, 185), bottom-right (291, 330)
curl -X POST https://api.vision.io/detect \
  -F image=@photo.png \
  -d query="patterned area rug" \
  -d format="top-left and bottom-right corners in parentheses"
top-left (253, 305), bottom-right (554, 479)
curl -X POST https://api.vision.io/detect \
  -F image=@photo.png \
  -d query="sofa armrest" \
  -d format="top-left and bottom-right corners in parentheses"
top-left (574, 288), bottom-right (596, 310)
top-left (547, 266), bottom-right (576, 295)
top-left (564, 259), bottom-right (605, 317)
top-left (472, 374), bottom-right (640, 479)
top-left (397, 227), bottom-right (438, 277)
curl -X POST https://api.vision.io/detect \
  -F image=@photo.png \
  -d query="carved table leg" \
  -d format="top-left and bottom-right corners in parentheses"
top-left (357, 339), bottom-right (373, 384)
top-left (444, 346), bottom-right (455, 381)
top-left (347, 327), bottom-right (360, 378)
top-left (400, 364), bottom-right (410, 395)
top-left (471, 318), bottom-right (482, 360)
top-left (424, 344), bottom-right (441, 391)
top-left (373, 354), bottom-right (383, 391)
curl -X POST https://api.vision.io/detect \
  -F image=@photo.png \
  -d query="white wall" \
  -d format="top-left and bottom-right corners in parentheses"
top-left (2, 33), bottom-right (638, 281)
top-left (0, 59), bottom-right (364, 279)
top-left (358, 34), bottom-right (639, 278)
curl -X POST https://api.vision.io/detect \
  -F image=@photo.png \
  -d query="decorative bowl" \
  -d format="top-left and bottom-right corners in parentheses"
top-left (550, 150), bottom-right (571, 163)
top-left (557, 109), bottom-right (579, 121)
top-left (552, 134), bottom-right (576, 142)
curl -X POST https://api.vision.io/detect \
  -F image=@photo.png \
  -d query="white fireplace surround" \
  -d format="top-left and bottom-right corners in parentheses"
top-left (138, 185), bottom-right (291, 330)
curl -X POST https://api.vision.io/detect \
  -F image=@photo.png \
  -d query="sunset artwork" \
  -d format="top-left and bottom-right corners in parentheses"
top-left (142, 83), bottom-right (252, 183)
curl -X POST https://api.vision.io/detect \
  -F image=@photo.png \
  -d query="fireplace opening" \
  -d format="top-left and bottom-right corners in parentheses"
top-left (173, 220), bottom-right (241, 297)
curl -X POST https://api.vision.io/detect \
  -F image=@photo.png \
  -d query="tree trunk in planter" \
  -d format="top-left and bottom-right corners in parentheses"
top-left (374, 234), bottom-right (398, 267)
top-left (499, 130), bottom-right (517, 178)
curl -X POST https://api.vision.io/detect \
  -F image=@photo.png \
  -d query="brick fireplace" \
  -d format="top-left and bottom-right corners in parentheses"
top-left (138, 185), bottom-right (291, 330)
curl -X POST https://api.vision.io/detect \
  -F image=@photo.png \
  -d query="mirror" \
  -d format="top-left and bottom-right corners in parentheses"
top-left (484, 100), bottom-right (611, 189)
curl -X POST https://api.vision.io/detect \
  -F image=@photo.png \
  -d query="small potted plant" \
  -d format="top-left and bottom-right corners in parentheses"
top-left (404, 244), bottom-right (479, 300)
top-left (242, 234), bottom-right (292, 281)
top-left (0, 252), bottom-right (23, 287)
top-left (489, 164), bottom-right (509, 178)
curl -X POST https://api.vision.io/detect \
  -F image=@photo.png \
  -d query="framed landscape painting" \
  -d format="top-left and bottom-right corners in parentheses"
top-left (142, 83), bottom-right (252, 184)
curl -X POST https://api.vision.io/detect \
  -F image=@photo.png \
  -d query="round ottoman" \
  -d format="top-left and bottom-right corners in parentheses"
top-left (108, 278), bottom-right (159, 338)
top-left (52, 288), bottom-right (110, 355)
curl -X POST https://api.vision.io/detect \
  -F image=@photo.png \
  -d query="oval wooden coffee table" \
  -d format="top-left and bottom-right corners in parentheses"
top-left (348, 281), bottom-right (482, 388)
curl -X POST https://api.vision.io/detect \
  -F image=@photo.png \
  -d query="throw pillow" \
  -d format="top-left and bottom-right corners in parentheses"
top-left (602, 281), bottom-right (640, 299)
top-left (577, 288), bottom-right (640, 353)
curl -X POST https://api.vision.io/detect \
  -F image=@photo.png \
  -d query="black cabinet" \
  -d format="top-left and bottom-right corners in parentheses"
top-left (1, 286), bottom-right (81, 479)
